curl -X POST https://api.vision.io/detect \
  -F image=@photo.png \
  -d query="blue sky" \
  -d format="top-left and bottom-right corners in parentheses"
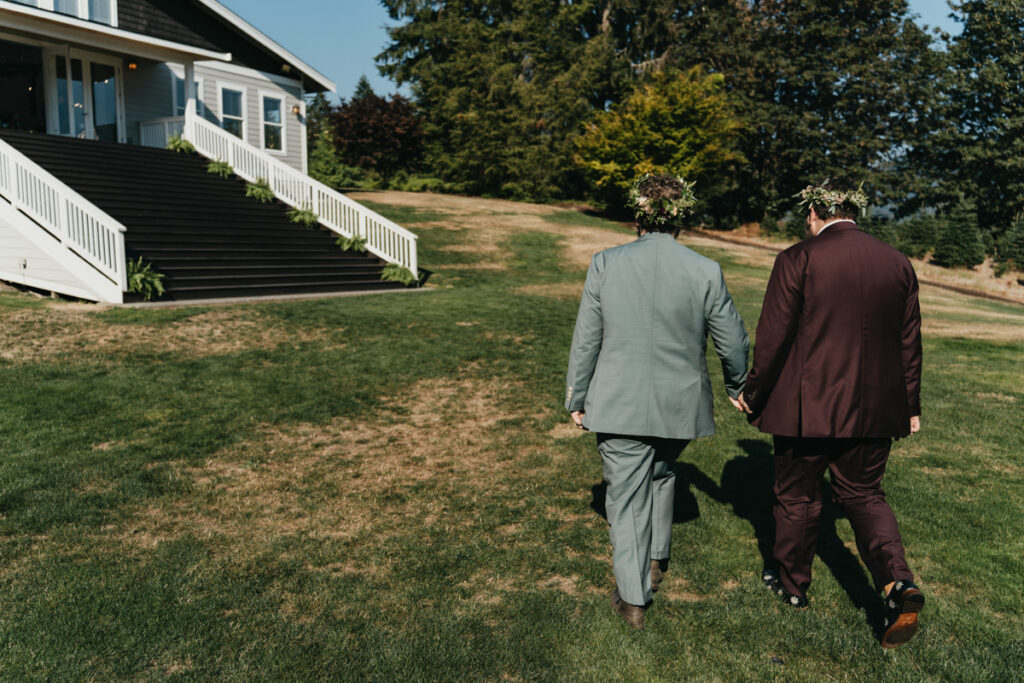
top-left (222, 1), bottom-right (962, 102)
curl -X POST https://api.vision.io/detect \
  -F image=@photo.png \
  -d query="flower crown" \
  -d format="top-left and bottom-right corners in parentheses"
top-left (795, 180), bottom-right (869, 217)
top-left (627, 174), bottom-right (697, 227)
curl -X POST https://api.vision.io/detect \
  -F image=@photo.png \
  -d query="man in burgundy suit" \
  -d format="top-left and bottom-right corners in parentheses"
top-left (735, 178), bottom-right (925, 648)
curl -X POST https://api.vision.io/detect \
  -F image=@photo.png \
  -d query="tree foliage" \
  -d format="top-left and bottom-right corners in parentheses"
top-left (574, 67), bottom-right (743, 223)
top-left (378, 0), bottom-right (629, 199)
top-left (924, 1), bottom-right (1024, 241)
top-left (329, 76), bottom-right (424, 182)
top-left (377, 0), bottom-right (940, 216)
top-left (933, 201), bottom-right (986, 268)
top-left (998, 214), bottom-right (1024, 272)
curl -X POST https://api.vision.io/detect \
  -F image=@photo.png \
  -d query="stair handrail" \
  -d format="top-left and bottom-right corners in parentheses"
top-left (183, 112), bottom-right (418, 276)
top-left (0, 136), bottom-right (128, 295)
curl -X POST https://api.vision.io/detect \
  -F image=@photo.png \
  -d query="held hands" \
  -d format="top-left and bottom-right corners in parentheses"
top-left (729, 393), bottom-right (752, 414)
top-left (571, 410), bottom-right (585, 429)
top-left (910, 416), bottom-right (921, 434)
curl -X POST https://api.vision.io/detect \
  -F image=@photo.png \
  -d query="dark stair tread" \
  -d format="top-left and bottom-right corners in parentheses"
top-left (0, 130), bottom-right (409, 300)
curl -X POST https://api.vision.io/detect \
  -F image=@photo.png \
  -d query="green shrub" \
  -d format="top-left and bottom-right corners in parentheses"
top-left (336, 234), bottom-right (367, 253)
top-left (862, 216), bottom-right (899, 247)
top-left (387, 170), bottom-right (449, 193)
top-left (246, 178), bottom-right (275, 203)
top-left (897, 215), bottom-right (941, 259)
top-left (207, 160), bottom-right (233, 179)
top-left (933, 202), bottom-right (986, 268)
top-left (381, 263), bottom-right (417, 286)
top-left (126, 257), bottom-right (166, 301)
top-left (308, 134), bottom-right (369, 189)
top-left (166, 135), bottom-right (195, 154)
top-left (997, 214), bottom-right (1024, 274)
top-left (287, 206), bottom-right (319, 229)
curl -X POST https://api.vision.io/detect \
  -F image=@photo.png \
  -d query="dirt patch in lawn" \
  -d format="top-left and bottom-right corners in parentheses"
top-left (0, 307), bottom-right (336, 363)
top-left (115, 371), bottom-right (524, 557)
top-left (350, 191), bottom-right (631, 271)
top-left (517, 282), bottom-right (584, 301)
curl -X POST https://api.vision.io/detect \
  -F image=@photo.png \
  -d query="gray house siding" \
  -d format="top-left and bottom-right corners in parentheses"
top-left (124, 60), bottom-right (307, 173)
top-left (194, 63), bottom-right (306, 173)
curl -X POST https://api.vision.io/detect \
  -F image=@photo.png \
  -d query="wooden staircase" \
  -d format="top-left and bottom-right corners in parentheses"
top-left (0, 130), bottom-right (406, 301)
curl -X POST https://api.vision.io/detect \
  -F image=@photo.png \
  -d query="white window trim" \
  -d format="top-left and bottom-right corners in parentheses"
top-left (169, 70), bottom-right (205, 117)
top-left (217, 82), bottom-right (248, 143)
top-left (259, 89), bottom-right (286, 157)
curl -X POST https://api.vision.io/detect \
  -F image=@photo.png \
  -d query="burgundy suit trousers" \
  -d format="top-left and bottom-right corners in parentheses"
top-left (772, 436), bottom-right (914, 597)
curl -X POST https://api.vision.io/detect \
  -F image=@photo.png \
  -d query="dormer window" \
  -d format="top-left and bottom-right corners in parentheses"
top-left (14, 0), bottom-right (118, 27)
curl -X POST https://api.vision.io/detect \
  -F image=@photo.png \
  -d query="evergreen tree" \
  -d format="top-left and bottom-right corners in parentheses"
top-left (933, 201), bottom-right (985, 268)
top-left (997, 214), bottom-right (1024, 272)
top-left (896, 215), bottom-right (941, 259)
top-left (305, 91), bottom-right (332, 154)
top-left (930, 1), bottom-right (1024, 241)
top-left (378, 0), bottom-right (624, 199)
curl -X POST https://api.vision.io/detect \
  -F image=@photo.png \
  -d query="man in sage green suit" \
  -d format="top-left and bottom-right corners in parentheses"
top-left (565, 175), bottom-right (749, 628)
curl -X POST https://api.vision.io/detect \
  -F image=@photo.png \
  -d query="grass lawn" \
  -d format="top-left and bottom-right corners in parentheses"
top-left (1, 191), bottom-right (1022, 680)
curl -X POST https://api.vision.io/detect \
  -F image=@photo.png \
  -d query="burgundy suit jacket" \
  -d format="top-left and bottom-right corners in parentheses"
top-left (745, 221), bottom-right (922, 438)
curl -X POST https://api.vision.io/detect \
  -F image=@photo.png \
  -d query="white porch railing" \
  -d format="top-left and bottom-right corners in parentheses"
top-left (0, 137), bottom-right (127, 302)
top-left (140, 116), bottom-right (186, 149)
top-left (183, 112), bottom-right (418, 276)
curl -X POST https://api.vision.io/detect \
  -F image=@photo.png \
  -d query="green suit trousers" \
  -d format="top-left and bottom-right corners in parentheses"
top-left (598, 434), bottom-right (689, 606)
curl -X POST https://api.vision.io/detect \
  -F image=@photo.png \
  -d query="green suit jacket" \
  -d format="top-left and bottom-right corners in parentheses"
top-left (565, 232), bottom-right (749, 439)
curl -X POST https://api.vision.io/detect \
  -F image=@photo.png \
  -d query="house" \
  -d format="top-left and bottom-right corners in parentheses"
top-left (0, 0), bottom-right (417, 302)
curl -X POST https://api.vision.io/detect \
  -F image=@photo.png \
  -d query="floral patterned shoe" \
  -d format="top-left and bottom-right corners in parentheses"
top-left (881, 580), bottom-right (925, 649)
top-left (762, 568), bottom-right (808, 609)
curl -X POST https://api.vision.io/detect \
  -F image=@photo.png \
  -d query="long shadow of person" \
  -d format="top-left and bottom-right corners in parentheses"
top-left (588, 452), bottom-right (717, 577)
top-left (817, 483), bottom-right (887, 638)
top-left (719, 439), bottom-right (886, 638)
top-left (588, 462), bottom-right (707, 525)
top-left (718, 439), bottom-right (777, 568)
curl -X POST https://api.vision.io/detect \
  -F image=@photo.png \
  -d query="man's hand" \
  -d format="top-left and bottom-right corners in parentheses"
top-left (910, 415), bottom-right (921, 434)
top-left (571, 410), bottom-right (585, 428)
top-left (729, 393), bottom-right (752, 414)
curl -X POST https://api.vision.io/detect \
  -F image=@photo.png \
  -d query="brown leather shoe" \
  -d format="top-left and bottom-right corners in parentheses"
top-left (651, 560), bottom-right (664, 592)
top-left (610, 589), bottom-right (645, 630)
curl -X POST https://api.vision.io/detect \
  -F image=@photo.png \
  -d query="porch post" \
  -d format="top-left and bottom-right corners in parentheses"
top-left (184, 61), bottom-right (197, 124)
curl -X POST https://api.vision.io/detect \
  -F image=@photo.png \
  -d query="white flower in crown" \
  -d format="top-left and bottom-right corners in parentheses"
top-left (789, 596), bottom-right (801, 606)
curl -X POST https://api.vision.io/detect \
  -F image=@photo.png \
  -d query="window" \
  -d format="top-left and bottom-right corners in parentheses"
top-left (88, 0), bottom-right (112, 25)
top-left (47, 0), bottom-right (115, 25)
top-left (220, 86), bottom-right (245, 140)
top-left (261, 94), bottom-right (284, 153)
top-left (171, 73), bottom-right (204, 116)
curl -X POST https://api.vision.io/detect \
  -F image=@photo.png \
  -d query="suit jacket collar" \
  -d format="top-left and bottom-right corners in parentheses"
top-left (638, 232), bottom-right (677, 241)
top-left (819, 220), bottom-right (858, 234)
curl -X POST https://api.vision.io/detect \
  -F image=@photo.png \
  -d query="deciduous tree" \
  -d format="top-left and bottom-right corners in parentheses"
top-left (574, 67), bottom-right (744, 224)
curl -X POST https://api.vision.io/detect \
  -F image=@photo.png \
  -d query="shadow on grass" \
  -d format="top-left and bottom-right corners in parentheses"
top-left (817, 484), bottom-right (887, 639)
top-left (719, 440), bottom-right (777, 569)
top-left (723, 439), bottom-right (885, 639)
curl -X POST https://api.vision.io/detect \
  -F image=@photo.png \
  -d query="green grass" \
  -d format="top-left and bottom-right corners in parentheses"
top-left (540, 209), bottom-right (632, 232)
top-left (355, 199), bottom-right (452, 226)
top-left (0, 198), bottom-right (1022, 680)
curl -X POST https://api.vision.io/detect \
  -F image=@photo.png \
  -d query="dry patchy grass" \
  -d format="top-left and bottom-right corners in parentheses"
top-left (0, 306), bottom-right (337, 363)
top-left (350, 191), bottom-right (631, 270)
top-left (112, 371), bottom-right (526, 561)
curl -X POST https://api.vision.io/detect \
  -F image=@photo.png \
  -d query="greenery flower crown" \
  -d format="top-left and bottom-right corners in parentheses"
top-left (627, 174), bottom-right (698, 227)
top-left (795, 180), bottom-right (869, 217)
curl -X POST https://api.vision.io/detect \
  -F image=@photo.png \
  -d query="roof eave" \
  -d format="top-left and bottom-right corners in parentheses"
top-left (192, 0), bottom-right (336, 93)
top-left (0, 1), bottom-right (232, 63)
